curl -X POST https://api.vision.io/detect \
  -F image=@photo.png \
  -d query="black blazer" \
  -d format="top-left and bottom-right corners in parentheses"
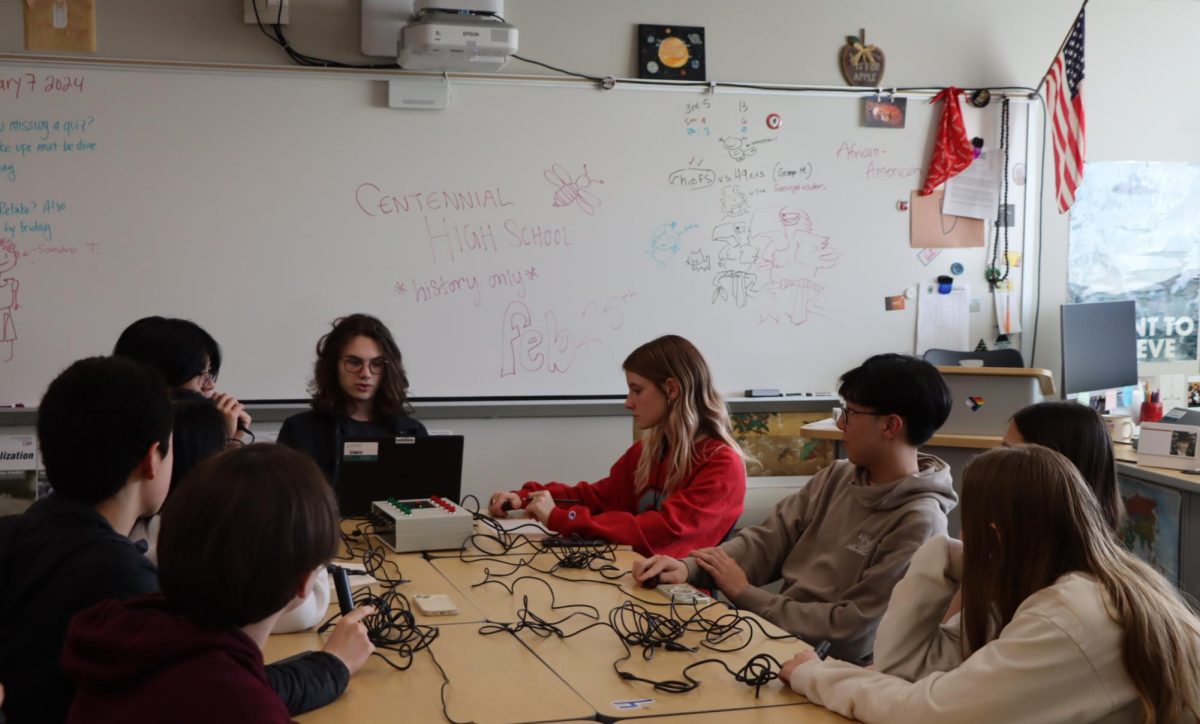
top-left (277, 408), bottom-right (428, 485)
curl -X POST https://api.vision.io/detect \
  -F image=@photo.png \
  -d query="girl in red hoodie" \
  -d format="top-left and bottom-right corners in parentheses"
top-left (487, 335), bottom-right (747, 557)
top-left (62, 445), bottom-right (375, 724)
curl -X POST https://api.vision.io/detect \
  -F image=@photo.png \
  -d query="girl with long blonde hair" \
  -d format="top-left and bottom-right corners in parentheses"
top-left (488, 335), bottom-right (746, 556)
top-left (783, 444), bottom-right (1200, 723)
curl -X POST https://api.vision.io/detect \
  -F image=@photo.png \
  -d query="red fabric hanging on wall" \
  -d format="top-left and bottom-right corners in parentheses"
top-left (919, 87), bottom-right (974, 196)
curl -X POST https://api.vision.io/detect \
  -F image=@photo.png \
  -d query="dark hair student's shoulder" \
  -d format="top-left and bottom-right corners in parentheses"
top-left (113, 316), bottom-right (221, 388)
top-left (38, 356), bottom-right (173, 505)
top-left (838, 353), bottom-right (951, 446)
top-left (157, 444), bottom-right (340, 628)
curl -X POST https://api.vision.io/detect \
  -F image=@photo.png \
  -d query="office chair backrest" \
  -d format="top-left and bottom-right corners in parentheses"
top-left (922, 348), bottom-right (1025, 368)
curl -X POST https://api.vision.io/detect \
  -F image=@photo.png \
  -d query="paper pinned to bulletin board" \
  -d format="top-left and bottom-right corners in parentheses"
top-left (909, 190), bottom-right (984, 248)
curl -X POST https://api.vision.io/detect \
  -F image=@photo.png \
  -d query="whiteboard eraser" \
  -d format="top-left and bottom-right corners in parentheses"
top-left (745, 388), bottom-right (781, 397)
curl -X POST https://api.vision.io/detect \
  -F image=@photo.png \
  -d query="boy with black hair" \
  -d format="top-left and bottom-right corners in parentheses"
top-left (0, 357), bottom-right (367, 724)
top-left (635, 353), bottom-right (957, 663)
top-left (0, 357), bottom-right (171, 723)
top-left (62, 444), bottom-right (373, 723)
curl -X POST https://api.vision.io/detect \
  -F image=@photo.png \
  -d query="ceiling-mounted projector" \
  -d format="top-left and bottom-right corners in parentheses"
top-left (362, 0), bottom-right (518, 73)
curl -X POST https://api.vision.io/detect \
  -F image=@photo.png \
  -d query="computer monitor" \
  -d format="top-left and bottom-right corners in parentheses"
top-left (1060, 300), bottom-right (1139, 396)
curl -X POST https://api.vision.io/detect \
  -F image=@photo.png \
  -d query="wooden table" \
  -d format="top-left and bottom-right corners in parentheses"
top-left (352, 554), bottom-right (487, 625)
top-left (508, 610), bottom-right (816, 720)
top-left (430, 548), bottom-right (647, 623)
top-left (333, 523), bottom-right (487, 625)
top-left (424, 517), bottom-right (556, 558)
top-left (266, 622), bottom-right (594, 723)
top-left (647, 704), bottom-right (854, 723)
top-left (269, 523), bottom-right (855, 723)
top-left (431, 548), bottom-right (842, 720)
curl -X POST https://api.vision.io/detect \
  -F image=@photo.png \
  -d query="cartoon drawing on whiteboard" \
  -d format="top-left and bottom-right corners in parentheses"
top-left (712, 270), bottom-right (758, 309)
top-left (748, 206), bottom-right (840, 325)
top-left (720, 185), bottom-right (750, 217)
top-left (719, 136), bottom-right (756, 163)
top-left (0, 239), bottom-right (19, 362)
top-left (686, 250), bottom-right (711, 272)
top-left (646, 222), bottom-right (696, 270)
top-left (545, 163), bottom-right (605, 216)
top-left (712, 221), bottom-right (757, 271)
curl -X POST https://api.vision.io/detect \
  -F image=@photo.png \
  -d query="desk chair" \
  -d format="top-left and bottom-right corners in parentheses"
top-left (922, 348), bottom-right (1024, 368)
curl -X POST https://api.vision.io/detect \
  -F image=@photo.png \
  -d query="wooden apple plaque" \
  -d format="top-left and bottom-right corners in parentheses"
top-left (840, 30), bottom-right (885, 87)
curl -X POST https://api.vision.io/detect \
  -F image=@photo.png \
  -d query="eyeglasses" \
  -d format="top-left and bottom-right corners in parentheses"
top-left (196, 368), bottom-right (217, 388)
top-left (341, 356), bottom-right (388, 375)
top-left (832, 406), bottom-right (890, 429)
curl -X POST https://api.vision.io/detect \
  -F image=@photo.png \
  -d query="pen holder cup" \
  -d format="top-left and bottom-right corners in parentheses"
top-left (1140, 401), bottom-right (1164, 424)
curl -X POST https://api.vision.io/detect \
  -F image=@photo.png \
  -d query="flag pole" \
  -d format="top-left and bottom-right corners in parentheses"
top-left (1034, 0), bottom-right (1088, 95)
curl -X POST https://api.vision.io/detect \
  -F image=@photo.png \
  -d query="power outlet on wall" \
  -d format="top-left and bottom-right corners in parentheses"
top-left (244, 0), bottom-right (289, 25)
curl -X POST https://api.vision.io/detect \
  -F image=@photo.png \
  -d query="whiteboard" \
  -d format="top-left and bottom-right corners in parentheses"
top-left (0, 64), bottom-right (1031, 402)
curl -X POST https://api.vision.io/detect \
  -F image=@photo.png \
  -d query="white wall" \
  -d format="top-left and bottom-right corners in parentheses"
top-left (2, 0), bottom-right (1196, 484)
top-left (3, 0), bottom-right (1191, 375)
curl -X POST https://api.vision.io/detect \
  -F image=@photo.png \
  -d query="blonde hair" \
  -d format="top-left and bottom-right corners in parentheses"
top-left (960, 445), bottom-right (1200, 723)
top-left (622, 335), bottom-right (743, 495)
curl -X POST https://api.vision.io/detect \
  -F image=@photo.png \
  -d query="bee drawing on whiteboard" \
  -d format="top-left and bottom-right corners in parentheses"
top-left (545, 163), bottom-right (605, 216)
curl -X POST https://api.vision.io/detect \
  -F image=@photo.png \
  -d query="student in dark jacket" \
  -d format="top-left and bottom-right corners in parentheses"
top-left (62, 444), bottom-right (376, 724)
top-left (0, 357), bottom-right (172, 724)
top-left (279, 313), bottom-right (426, 484)
top-left (0, 357), bottom-right (363, 724)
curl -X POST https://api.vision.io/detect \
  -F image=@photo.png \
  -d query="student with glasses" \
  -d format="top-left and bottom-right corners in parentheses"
top-left (278, 314), bottom-right (426, 485)
top-left (635, 353), bottom-right (956, 664)
top-left (113, 316), bottom-right (252, 444)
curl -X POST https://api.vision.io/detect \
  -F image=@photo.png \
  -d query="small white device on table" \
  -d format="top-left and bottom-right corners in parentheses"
top-left (370, 496), bottom-right (474, 552)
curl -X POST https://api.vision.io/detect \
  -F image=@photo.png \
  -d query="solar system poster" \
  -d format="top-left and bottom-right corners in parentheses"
top-left (638, 25), bottom-right (706, 81)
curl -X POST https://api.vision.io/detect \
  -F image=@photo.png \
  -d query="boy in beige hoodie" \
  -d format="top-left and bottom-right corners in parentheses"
top-left (634, 353), bottom-right (956, 663)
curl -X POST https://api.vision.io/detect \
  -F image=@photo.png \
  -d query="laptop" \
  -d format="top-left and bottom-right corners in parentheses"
top-left (336, 435), bottom-right (464, 516)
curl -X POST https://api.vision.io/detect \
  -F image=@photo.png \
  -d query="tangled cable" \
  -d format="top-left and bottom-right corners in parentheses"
top-left (475, 577), bottom-right (799, 698)
top-left (337, 516), bottom-right (408, 587)
top-left (456, 497), bottom-right (803, 699)
top-left (318, 587), bottom-right (437, 670)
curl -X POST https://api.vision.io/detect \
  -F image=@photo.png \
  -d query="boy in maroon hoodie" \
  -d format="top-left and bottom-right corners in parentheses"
top-left (61, 444), bottom-right (374, 724)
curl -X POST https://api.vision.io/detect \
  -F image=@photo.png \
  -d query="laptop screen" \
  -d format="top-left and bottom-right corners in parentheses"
top-left (336, 435), bottom-right (465, 516)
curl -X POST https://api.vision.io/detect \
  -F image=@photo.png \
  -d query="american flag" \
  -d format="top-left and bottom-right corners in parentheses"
top-left (1045, 10), bottom-right (1086, 213)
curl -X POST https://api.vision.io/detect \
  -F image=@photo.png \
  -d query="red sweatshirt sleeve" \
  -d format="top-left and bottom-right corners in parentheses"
top-left (517, 443), bottom-right (642, 514)
top-left (543, 441), bottom-right (746, 557)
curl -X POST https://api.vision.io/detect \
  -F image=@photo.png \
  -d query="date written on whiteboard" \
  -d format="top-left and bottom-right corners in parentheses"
top-left (0, 73), bottom-right (86, 101)
top-left (499, 292), bottom-right (637, 377)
